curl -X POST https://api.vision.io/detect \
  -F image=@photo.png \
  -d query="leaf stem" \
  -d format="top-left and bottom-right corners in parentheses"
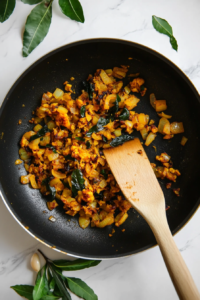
top-left (38, 249), bottom-right (50, 262)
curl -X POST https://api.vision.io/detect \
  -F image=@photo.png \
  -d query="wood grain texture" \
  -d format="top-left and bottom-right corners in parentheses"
top-left (104, 138), bottom-right (200, 300)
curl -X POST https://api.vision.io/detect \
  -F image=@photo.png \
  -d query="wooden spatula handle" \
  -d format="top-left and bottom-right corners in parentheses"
top-left (147, 211), bottom-right (200, 300)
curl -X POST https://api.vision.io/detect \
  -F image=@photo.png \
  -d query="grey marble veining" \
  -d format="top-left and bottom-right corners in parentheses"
top-left (0, 0), bottom-right (200, 299)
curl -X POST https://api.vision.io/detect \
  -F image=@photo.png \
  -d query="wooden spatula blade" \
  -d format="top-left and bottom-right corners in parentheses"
top-left (103, 138), bottom-right (164, 217)
top-left (104, 138), bottom-right (200, 300)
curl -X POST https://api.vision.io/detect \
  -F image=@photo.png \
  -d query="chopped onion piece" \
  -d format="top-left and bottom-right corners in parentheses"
top-left (158, 112), bottom-right (172, 119)
top-left (150, 93), bottom-right (156, 109)
top-left (124, 86), bottom-right (131, 94)
top-left (53, 88), bottom-right (64, 99)
top-left (170, 122), bottom-right (184, 134)
top-left (158, 118), bottom-right (170, 134)
top-left (140, 127), bottom-right (148, 140)
top-left (180, 136), bottom-right (188, 146)
top-left (155, 100), bottom-right (167, 112)
top-left (145, 132), bottom-right (156, 146)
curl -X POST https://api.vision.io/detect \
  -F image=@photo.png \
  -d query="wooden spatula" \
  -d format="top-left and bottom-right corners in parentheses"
top-left (104, 138), bottom-right (200, 300)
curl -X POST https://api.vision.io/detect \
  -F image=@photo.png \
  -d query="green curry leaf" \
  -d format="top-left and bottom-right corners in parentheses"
top-left (65, 277), bottom-right (98, 300)
top-left (152, 15), bottom-right (178, 51)
top-left (11, 285), bottom-right (34, 300)
top-left (53, 259), bottom-right (101, 271)
top-left (59, 0), bottom-right (84, 23)
top-left (0, 0), bottom-right (16, 23)
top-left (23, 0), bottom-right (53, 57)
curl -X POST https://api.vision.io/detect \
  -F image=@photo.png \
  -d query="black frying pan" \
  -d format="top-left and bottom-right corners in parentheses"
top-left (0, 39), bottom-right (200, 259)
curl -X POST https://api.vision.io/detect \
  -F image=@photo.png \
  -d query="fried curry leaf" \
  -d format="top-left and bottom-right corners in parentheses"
top-left (23, 0), bottom-right (53, 57)
top-left (83, 81), bottom-right (94, 100)
top-left (65, 155), bottom-right (75, 161)
top-left (71, 169), bottom-right (85, 197)
top-left (110, 134), bottom-right (134, 147)
top-left (119, 107), bottom-right (130, 121)
top-left (21, 0), bottom-right (42, 4)
top-left (0, 0), bottom-right (16, 23)
top-left (53, 259), bottom-right (101, 271)
top-left (100, 169), bottom-right (108, 180)
top-left (108, 94), bottom-right (121, 116)
top-left (80, 105), bottom-right (86, 117)
top-left (65, 277), bottom-right (98, 300)
top-left (152, 15), bottom-right (178, 51)
top-left (75, 137), bottom-right (85, 142)
top-left (102, 136), bottom-right (108, 143)
top-left (30, 125), bottom-right (51, 141)
top-left (59, 0), bottom-right (84, 23)
top-left (11, 285), bottom-right (34, 300)
top-left (86, 141), bottom-right (91, 149)
top-left (46, 144), bottom-right (57, 153)
top-left (86, 117), bottom-right (108, 137)
top-left (42, 178), bottom-right (56, 200)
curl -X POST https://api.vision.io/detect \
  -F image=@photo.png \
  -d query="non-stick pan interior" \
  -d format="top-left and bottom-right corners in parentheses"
top-left (0, 39), bottom-right (200, 259)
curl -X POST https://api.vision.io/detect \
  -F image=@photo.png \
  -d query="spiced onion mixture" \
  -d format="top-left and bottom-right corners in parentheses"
top-left (18, 66), bottom-right (185, 229)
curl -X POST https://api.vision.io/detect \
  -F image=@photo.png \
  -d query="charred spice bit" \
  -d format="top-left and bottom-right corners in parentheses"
top-left (166, 182), bottom-right (172, 189)
top-left (137, 149), bottom-right (143, 155)
top-left (173, 188), bottom-right (180, 196)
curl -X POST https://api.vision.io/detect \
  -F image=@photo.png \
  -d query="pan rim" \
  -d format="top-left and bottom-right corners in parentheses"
top-left (1, 38), bottom-right (200, 260)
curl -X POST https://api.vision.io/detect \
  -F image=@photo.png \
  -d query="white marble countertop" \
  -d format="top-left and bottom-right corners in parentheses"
top-left (0, 0), bottom-right (200, 299)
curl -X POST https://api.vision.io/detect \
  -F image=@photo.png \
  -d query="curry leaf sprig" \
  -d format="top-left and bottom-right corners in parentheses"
top-left (0, 0), bottom-right (85, 57)
top-left (11, 249), bottom-right (101, 300)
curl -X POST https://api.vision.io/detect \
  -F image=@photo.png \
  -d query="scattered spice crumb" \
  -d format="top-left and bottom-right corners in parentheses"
top-left (128, 57), bottom-right (133, 60)
top-left (149, 120), bottom-right (155, 125)
top-left (137, 149), bottom-right (142, 155)
top-left (49, 216), bottom-right (56, 222)
top-left (43, 210), bottom-right (48, 214)
top-left (25, 226), bottom-right (29, 229)
top-left (18, 119), bottom-right (22, 125)
top-left (32, 111), bottom-right (35, 115)
top-left (15, 159), bottom-right (23, 165)
top-left (109, 234), bottom-right (112, 237)
top-left (70, 77), bottom-right (75, 81)
top-left (122, 229), bottom-right (125, 232)
top-left (152, 145), bottom-right (157, 152)
top-left (0, 132), bottom-right (4, 139)
top-left (166, 182), bottom-right (172, 189)
top-left (22, 104), bottom-right (25, 107)
top-left (66, 59), bottom-right (68, 61)
top-left (173, 188), bottom-right (180, 196)
top-left (166, 205), bottom-right (170, 211)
